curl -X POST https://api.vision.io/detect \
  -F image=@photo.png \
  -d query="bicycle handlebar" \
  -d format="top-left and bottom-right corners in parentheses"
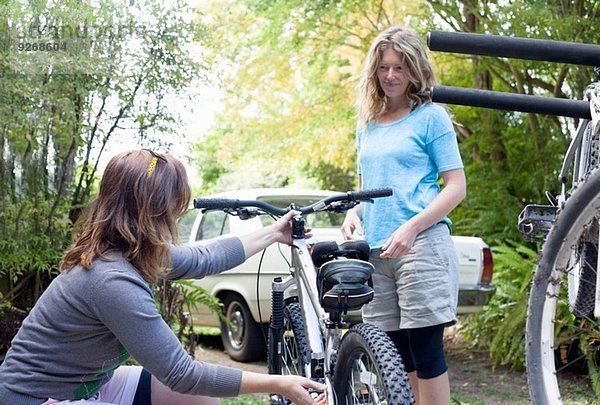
top-left (431, 85), bottom-right (592, 119)
top-left (193, 188), bottom-right (393, 216)
top-left (427, 30), bottom-right (600, 67)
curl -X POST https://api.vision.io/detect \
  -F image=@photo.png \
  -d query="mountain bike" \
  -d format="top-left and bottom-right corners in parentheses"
top-left (194, 189), bottom-right (414, 404)
top-left (427, 30), bottom-right (600, 404)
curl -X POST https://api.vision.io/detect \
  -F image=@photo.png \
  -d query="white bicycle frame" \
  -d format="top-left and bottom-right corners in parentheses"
top-left (272, 236), bottom-right (341, 405)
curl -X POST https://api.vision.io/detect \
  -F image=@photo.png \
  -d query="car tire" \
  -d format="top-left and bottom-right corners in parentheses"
top-left (220, 293), bottom-right (266, 362)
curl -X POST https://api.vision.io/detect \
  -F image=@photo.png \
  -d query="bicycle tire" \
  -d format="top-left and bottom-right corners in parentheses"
top-left (268, 301), bottom-right (311, 404)
top-left (333, 323), bottom-right (413, 404)
top-left (526, 167), bottom-right (600, 404)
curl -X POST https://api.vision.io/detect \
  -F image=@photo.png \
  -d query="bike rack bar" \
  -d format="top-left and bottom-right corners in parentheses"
top-left (427, 30), bottom-right (600, 66)
top-left (431, 85), bottom-right (591, 119)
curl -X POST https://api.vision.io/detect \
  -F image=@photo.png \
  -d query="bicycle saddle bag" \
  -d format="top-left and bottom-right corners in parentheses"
top-left (311, 240), bottom-right (370, 268)
top-left (317, 258), bottom-right (375, 314)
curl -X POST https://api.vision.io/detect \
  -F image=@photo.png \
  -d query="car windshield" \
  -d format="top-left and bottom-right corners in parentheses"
top-left (258, 195), bottom-right (345, 228)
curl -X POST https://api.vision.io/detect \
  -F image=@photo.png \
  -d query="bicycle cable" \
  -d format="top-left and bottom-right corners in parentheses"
top-left (256, 247), bottom-right (268, 346)
top-left (257, 212), bottom-right (292, 346)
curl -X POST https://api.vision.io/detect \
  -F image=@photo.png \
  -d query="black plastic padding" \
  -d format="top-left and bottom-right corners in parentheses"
top-left (351, 188), bottom-right (392, 201)
top-left (338, 240), bottom-right (370, 262)
top-left (311, 240), bottom-right (371, 268)
top-left (427, 30), bottom-right (600, 67)
top-left (431, 85), bottom-right (591, 120)
top-left (311, 241), bottom-right (340, 268)
top-left (193, 198), bottom-right (240, 209)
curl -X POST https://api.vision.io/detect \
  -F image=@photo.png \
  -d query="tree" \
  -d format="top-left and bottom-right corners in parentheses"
top-left (419, 0), bottom-right (600, 240)
top-left (0, 0), bottom-right (202, 343)
top-left (194, 0), bottom-right (421, 192)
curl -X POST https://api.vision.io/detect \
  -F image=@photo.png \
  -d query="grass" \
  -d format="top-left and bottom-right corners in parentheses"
top-left (451, 395), bottom-right (484, 405)
top-left (221, 394), bottom-right (268, 404)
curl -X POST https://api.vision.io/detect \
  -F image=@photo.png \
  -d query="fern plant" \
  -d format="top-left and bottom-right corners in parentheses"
top-left (155, 279), bottom-right (226, 356)
top-left (462, 241), bottom-right (539, 370)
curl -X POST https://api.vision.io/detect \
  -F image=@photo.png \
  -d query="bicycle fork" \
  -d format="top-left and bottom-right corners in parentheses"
top-left (268, 264), bottom-right (336, 403)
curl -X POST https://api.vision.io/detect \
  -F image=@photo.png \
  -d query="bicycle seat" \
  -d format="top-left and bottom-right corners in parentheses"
top-left (310, 240), bottom-right (371, 268)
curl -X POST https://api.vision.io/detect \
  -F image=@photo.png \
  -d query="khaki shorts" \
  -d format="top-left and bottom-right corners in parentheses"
top-left (43, 366), bottom-right (143, 405)
top-left (362, 223), bottom-right (459, 330)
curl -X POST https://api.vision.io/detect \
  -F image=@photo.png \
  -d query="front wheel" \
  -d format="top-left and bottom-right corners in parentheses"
top-left (333, 323), bottom-right (413, 404)
top-left (268, 301), bottom-right (312, 404)
top-left (268, 300), bottom-right (311, 377)
top-left (526, 168), bottom-right (600, 404)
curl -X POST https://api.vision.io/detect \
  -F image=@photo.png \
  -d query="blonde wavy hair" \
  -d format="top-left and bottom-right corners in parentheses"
top-left (60, 150), bottom-right (191, 283)
top-left (357, 25), bottom-right (437, 128)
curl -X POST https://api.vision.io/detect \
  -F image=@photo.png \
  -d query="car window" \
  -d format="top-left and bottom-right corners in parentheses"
top-left (197, 210), bottom-right (230, 240)
top-left (257, 196), bottom-right (344, 228)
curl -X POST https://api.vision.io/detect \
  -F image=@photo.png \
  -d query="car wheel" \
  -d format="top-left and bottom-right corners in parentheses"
top-left (220, 293), bottom-right (266, 362)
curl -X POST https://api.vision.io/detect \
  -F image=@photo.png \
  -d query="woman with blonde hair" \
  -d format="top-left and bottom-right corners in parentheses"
top-left (0, 149), bottom-right (325, 405)
top-left (342, 26), bottom-right (466, 405)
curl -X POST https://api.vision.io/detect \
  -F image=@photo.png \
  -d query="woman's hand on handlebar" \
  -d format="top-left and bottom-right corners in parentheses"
top-left (341, 207), bottom-right (363, 240)
top-left (238, 210), bottom-right (311, 259)
top-left (268, 210), bottom-right (312, 245)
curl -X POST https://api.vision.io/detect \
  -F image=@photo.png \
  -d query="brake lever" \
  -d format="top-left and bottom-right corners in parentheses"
top-left (234, 207), bottom-right (259, 220)
top-left (327, 201), bottom-right (360, 213)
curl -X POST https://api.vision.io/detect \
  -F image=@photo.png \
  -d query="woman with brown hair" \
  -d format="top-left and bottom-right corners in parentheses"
top-left (0, 149), bottom-right (325, 405)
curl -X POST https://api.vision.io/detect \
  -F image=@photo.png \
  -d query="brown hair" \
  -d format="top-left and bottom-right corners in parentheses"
top-left (357, 25), bottom-right (437, 128)
top-left (60, 150), bottom-right (191, 283)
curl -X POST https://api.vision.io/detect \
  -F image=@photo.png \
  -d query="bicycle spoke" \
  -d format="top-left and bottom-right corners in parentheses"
top-left (358, 357), bottom-right (382, 403)
top-left (343, 354), bottom-right (386, 404)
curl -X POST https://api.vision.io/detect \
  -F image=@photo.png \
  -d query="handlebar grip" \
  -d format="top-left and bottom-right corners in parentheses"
top-left (431, 85), bottom-right (591, 120)
top-left (193, 198), bottom-right (241, 209)
top-left (351, 188), bottom-right (393, 200)
top-left (427, 30), bottom-right (600, 67)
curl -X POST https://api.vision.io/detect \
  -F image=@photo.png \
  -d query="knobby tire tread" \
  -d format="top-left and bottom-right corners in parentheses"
top-left (268, 301), bottom-right (311, 404)
top-left (333, 323), bottom-right (413, 404)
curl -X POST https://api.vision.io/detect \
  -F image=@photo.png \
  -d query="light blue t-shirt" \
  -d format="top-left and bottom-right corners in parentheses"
top-left (357, 103), bottom-right (463, 248)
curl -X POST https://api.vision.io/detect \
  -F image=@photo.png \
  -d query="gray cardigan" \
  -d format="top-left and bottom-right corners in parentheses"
top-left (0, 237), bottom-right (246, 405)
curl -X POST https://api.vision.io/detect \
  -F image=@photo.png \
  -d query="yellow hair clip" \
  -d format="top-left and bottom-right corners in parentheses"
top-left (144, 149), bottom-right (166, 176)
top-left (147, 157), bottom-right (158, 175)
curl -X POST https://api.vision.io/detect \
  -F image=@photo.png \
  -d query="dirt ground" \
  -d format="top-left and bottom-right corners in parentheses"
top-left (443, 328), bottom-right (529, 404)
top-left (195, 326), bottom-right (532, 405)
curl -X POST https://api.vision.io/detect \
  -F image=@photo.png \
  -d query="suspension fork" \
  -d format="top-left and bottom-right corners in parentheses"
top-left (268, 275), bottom-right (296, 375)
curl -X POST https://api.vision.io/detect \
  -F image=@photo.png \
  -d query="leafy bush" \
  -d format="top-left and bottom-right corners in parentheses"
top-left (462, 241), bottom-right (539, 370)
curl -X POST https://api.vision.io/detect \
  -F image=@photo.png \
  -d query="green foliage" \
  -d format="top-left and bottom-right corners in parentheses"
top-left (418, 0), bottom-right (599, 241)
top-left (462, 241), bottom-right (539, 369)
top-left (0, 0), bottom-right (204, 348)
top-left (195, 0), bottom-right (421, 192)
top-left (154, 279), bottom-right (225, 355)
